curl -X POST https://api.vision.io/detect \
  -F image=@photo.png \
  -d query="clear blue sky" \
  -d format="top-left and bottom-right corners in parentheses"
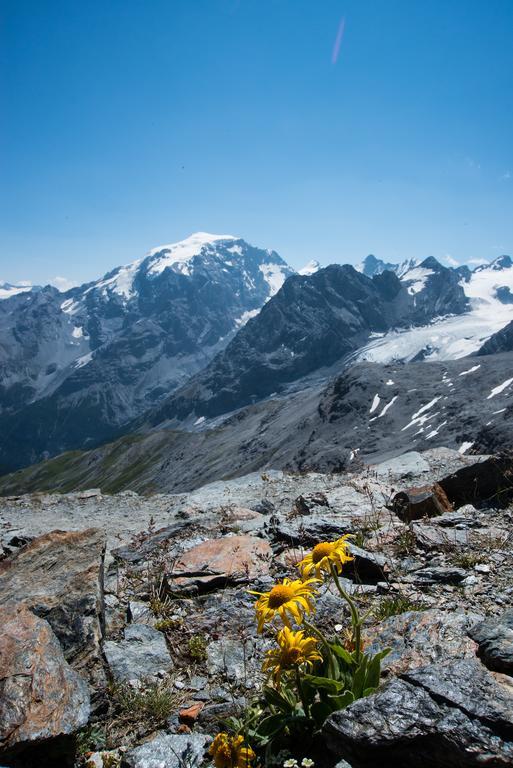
top-left (1, 0), bottom-right (513, 286)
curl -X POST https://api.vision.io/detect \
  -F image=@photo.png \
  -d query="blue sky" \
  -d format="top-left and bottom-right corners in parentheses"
top-left (1, 0), bottom-right (513, 286)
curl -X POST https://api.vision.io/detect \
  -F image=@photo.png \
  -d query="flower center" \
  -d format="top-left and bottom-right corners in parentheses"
top-left (268, 584), bottom-right (295, 608)
top-left (311, 542), bottom-right (333, 563)
top-left (284, 647), bottom-right (302, 665)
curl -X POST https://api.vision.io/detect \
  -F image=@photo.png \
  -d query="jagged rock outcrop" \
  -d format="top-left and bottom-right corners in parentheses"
top-left (0, 603), bottom-right (90, 764)
top-left (478, 319), bottom-right (513, 355)
top-left (470, 610), bottom-right (513, 675)
top-left (0, 528), bottom-right (106, 698)
top-left (324, 659), bottom-right (513, 767)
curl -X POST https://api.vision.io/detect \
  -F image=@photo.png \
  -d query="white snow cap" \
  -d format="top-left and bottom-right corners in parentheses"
top-left (299, 260), bottom-right (320, 276)
top-left (0, 282), bottom-right (33, 300)
top-left (148, 232), bottom-right (237, 275)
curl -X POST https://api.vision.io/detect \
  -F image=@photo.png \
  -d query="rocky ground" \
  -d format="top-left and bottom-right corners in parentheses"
top-left (1, 447), bottom-right (512, 767)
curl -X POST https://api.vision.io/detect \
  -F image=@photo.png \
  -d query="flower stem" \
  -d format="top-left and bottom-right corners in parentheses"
top-left (303, 619), bottom-right (335, 677)
top-left (329, 563), bottom-right (362, 664)
top-left (295, 666), bottom-right (309, 717)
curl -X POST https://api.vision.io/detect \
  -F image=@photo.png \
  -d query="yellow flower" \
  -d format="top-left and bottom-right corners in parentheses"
top-left (262, 626), bottom-right (322, 684)
top-left (297, 536), bottom-right (353, 580)
top-left (209, 733), bottom-right (255, 768)
top-left (250, 577), bottom-right (319, 633)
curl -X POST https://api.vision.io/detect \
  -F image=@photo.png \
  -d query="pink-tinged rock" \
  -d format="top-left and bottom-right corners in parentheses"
top-left (0, 528), bottom-right (106, 699)
top-left (168, 535), bottom-right (272, 592)
top-left (0, 603), bottom-right (90, 757)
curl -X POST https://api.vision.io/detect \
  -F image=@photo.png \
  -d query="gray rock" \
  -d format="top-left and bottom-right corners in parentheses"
top-left (372, 451), bottom-right (430, 479)
top-left (122, 732), bottom-right (210, 768)
top-left (207, 637), bottom-right (265, 689)
top-left (268, 515), bottom-right (355, 547)
top-left (0, 603), bottom-right (90, 759)
top-left (346, 544), bottom-right (389, 582)
top-left (104, 624), bottom-right (173, 682)
top-left (324, 658), bottom-right (513, 767)
top-left (365, 609), bottom-right (482, 676)
top-left (470, 609), bottom-right (513, 675)
top-left (403, 658), bottom-right (513, 736)
top-left (408, 566), bottom-right (467, 585)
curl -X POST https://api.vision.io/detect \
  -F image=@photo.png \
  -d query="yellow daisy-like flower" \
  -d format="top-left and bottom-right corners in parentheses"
top-left (250, 577), bottom-right (319, 633)
top-left (297, 536), bottom-right (354, 580)
top-left (262, 626), bottom-right (322, 684)
top-left (209, 733), bottom-right (255, 768)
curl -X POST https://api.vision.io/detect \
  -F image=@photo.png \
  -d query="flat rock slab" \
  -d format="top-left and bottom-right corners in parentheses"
top-left (0, 528), bottom-right (106, 696)
top-left (470, 609), bottom-right (513, 675)
top-left (168, 535), bottom-right (272, 592)
top-left (406, 566), bottom-right (467, 585)
top-left (122, 732), bottom-right (210, 768)
top-left (365, 609), bottom-right (482, 676)
top-left (371, 452), bottom-right (431, 479)
top-left (0, 603), bottom-right (90, 758)
top-left (324, 659), bottom-right (513, 767)
top-left (104, 624), bottom-right (173, 683)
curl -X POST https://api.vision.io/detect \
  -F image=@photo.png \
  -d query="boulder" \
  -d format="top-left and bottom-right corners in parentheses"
top-left (407, 566), bottom-right (467, 585)
top-left (168, 535), bottom-right (272, 592)
top-left (268, 515), bottom-right (355, 546)
top-left (324, 659), bottom-right (513, 767)
top-left (372, 452), bottom-right (430, 479)
top-left (0, 528), bottom-right (106, 698)
top-left (104, 624), bottom-right (173, 683)
top-left (470, 609), bottom-right (513, 675)
top-left (0, 603), bottom-right (90, 763)
top-left (365, 609), bottom-right (481, 676)
top-left (122, 732), bottom-right (210, 768)
top-left (392, 483), bottom-right (452, 522)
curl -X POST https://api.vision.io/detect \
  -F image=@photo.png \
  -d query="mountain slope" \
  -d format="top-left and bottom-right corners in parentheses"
top-left (2, 350), bottom-right (512, 496)
top-left (354, 255), bottom-right (513, 363)
top-left (143, 261), bottom-right (467, 429)
top-left (0, 233), bottom-right (293, 473)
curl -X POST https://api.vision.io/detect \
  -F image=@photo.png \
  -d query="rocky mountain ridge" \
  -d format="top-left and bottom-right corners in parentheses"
top-left (2, 245), bottom-right (513, 482)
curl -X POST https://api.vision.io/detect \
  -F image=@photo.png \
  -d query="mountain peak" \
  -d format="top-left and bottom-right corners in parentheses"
top-left (419, 256), bottom-right (444, 271)
top-left (298, 260), bottom-right (320, 276)
top-left (149, 232), bottom-right (237, 258)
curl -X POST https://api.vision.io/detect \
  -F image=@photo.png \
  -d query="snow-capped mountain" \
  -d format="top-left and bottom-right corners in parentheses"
top-left (356, 254), bottom-right (418, 278)
top-left (0, 281), bottom-right (35, 300)
top-left (3, 241), bottom-right (513, 480)
top-left (0, 234), bottom-right (294, 472)
top-left (354, 254), bottom-right (513, 363)
top-left (142, 260), bottom-right (469, 431)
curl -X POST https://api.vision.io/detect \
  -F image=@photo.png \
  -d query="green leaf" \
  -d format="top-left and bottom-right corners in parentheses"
top-left (256, 714), bottom-right (287, 738)
top-left (302, 675), bottom-right (345, 694)
top-left (329, 689), bottom-right (355, 710)
top-left (263, 685), bottom-right (295, 713)
top-left (330, 643), bottom-right (355, 667)
top-left (351, 656), bottom-right (368, 699)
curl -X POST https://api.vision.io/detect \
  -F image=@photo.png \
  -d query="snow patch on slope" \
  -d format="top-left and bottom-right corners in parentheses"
top-left (259, 263), bottom-right (288, 297)
top-left (0, 282), bottom-right (33, 300)
top-left (299, 260), bottom-right (320, 276)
